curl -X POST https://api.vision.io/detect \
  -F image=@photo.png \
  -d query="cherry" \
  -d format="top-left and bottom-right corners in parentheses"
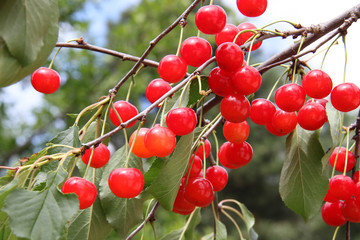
top-left (61, 177), bottom-right (97, 209)
top-left (205, 165), bottom-right (228, 192)
top-left (321, 201), bottom-right (347, 227)
top-left (302, 69), bottom-right (333, 99)
top-left (324, 189), bottom-right (340, 203)
top-left (184, 177), bottom-right (214, 207)
top-left (208, 67), bottom-right (235, 97)
top-left (355, 182), bottom-right (360, 200)
top-left (145, 79), bottom-right (172, 104)
top-left (275, 83), bottom-right (306, 112)
top-left (215, 24), bottom-right (241, 46)
top-left (231, 65), bottom-right (261, 95)
top-left (195, 139), bottom-right (211, 160)
top-left (144, 126), bottom-right (176, 157)
top-left (225, 141), bottom-right (253, 168)
top-left (329, 147), bottom-right (356, 173)
top-left (328, 175), bottom-right (355, 200)
top-left (108, 168), bottom-right (144, 198)
top-left (354, 171), bottom-right (360, 183)
top-left (237, 22), bottom-right (262, 51)
top-left (250, 98), bottom-right (276, 125)
top-left (31, 67), bottom-right (61, 94)
top-left (297, 102), bottom-right (327, 131)
top-left (195, 5), bottom-right (227, 35)
top-left (180, 37), bottom-right (212, 67)
top-left (173, 185), bottom-right (196, 215)
top-left (330, 83), bottom-right (360, 112)
top-left (129, 128), bottom-right (153, 158)
top-left (81, 143), bottom-right (110, 168)
top-left (109, 100), bottom-right (138, 128)
top-left (270, 109), bottom-right (297, 134)
top-left (215, 42), bottom-right (244, 72)
top-left (184, 154), bottom-right (203, 178)
top-left (223, 120), bottom-right (249, 144)
top-left (306, 98), bottom-right (328, 108)
top-left (166, 107), bottom-right (197, 136)
top-left (236, 0), bottom-right (267, 17)
top-left (265, 121), bottom-right (288, 136)
top-left (342, 198), bottom-right (360, 223)
top-left (220, 93), bottom-right (250, 123)
top-left (158, 55), bottom-right (187, 83)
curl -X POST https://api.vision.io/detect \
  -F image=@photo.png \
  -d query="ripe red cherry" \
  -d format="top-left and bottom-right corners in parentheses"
top-left (220, 93), bottom-right (250, 123)
top-left (205, 165), bottom-right (228, 191)
top-left (61, 177), bottom-right (97, 209)
top-left (208, 67), bottom-right (235, 97)
top-left (231, 65), bottom-right (261, 95)
top-left (342, 198), bottom-right (360, 223)
top-left (158, 55), bottom-right (187, 83)
top-left (195, 139), bottom-right (211, 160)
top-left (330, 83), bottom-right (360, 112)
top-left (236, 0), bottom-right (267, 17)
top-left (184, 177), bottom-right (214, 207)
top-left (215, 24), bottom-right (241, 46)
top-left (108, 168), bottom-right (144, 198)
top-left (195, 5), bottom-right (227, 35)
top-left (109, 100), bottom-right (138, 127)
top-left (180, 37), bottom-right (212, 67)
top-left (237, 22), bottom-right (262, 51)
top-left (223, 120), bottom-right (249, 144)
top-left (297, 102), bottom-right (327, 131)
top-left (173, 185), bottom-right (196, 215)
top-left (270, 110), bottom-right (297, 134)
top-left (328, 175), bottom-right (355, 200)
top-left (275, 83), bottom-right (306, 112)
top-left (81, 143), bottom-right (110, 168)
top-left (329, 147), bottom-right (356, 173)
top-left (302, 69), bottom-right (333, 99)
top-left (31, 67), bottom-right (61, 94)
top-left (129, 128), bottom-right (153, 158)
top-left (354, 171), bottom-right (360, 183)
top-left (215, 42), bottom-right (244, 72)
top-left (265, 121), bottom-right (288, 136)
top-left (250, 98), bottom-right (276, 125)
top-left (184, 155), bottom-right (203, 178)
top-left (306, 98), bottom-right (328, 108)
top-left (166, 107), bottom-right (197, 136)
top-left (321, 201), bottom-right (347, 227)
top-left (145, 79), bottom-right (172, 104)
top-left (144, 126), bottom-right (176, 157)
top-left (225, 141), bottom-right (253, 168)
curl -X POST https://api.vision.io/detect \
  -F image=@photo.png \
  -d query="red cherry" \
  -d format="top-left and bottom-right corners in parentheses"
top-left (195, 139), bottom-right (211, 160)
top-left (208, 67), bottom-right (235, 97)
top-left (195, 5), bottom-right (227, 35)
top-left (275, 83), bottom-right (306, 112)
top-left (324, 189), bottom-right (340, 203)
top-left (237, 22), bottom-right (262, 51)
top-left (328, 175), bottom-right (355, 200)
top-left (306, 98), bottom-right (328, 108)
top-left (215, 24), bottom-right (241, 46)
top-left (173, 185), bottom-right (196, 215)
top-left (265, 121), bottom-right (288, 136)
top-left (225, 141), bottom-right (253, 168)
top-left (109, 100), bottom-right (138, 127)
top-left (297, 102), bottom-right (327, 131)
top-left (215, 42), bottom-right (244, 72)
top-left (108, 168), bottom-right (144, 198)
top-left (81, 143), bottom-right (110, 168)
top-left (180, 37), bottom-right (212, 67)
top-left (184, 155), bottom-right (203, 178)
top-left (342, 198), bottom-right (360, 223)
top-left (236, 0), bottom-right (267, 17)
top-left (250, 98), bottom-right (276, 125)
top-left (144, 126), bottom-right (176, 157)
top-left (354, 171), bottom-right (359, 183)
top-left (129, 128), bottom-right (153, 158)
top-left (158, 55), bottom-right (187, 83)
top-left (321, 201), bottom-right (347, 227)
top-left (270, 109), bottom-right (297, 134)
top-left (166, 107), bottom-right (197, 136)
top-left (355, 182), bottom-right (360, 200)
top-left (62, 177), bottom-right (97, 209)
top-left (31, 67), bottom-right (61, 94)
top-left (205, 165), bottom-right (228, 192)
top-left (184, 177), bottom-right (214, 207)
top-left (302, 69), bottom-right (333, 99)
top-left (329, 147), bottom-right (356, 173)
top-left (231, 65), bottom-right (261, 95)
top-left (220, 93), bottom-right (250, 123)
top-left (223, 120), bottom-right (249, 144)
top-left (145, 79), bottom-right (172, 104)
top-left (330, 83), bottom-right (360, 112)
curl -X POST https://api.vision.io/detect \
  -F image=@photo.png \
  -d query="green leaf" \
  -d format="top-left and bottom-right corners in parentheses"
top-left (0, 180), bottom-right (18, 240)
top-left (99, 145), bottom-right (145, 238)
top-left (188, 76), bottom-right (209, 108)
top-left (3, 167), bottom-right (79, 240)
top-left (81, 121), bottom-right (110, 145)
top-left (326, 102), bottom-right (342, 146)
top-left (147, 132), bottom-right (194, 210)
top-left (164, 85), bottom-right (190, 114)
top-left (279, 126), bottom-right (328, 221)
top-left (144, 158), bottom-right (166, 187)
top-left (0, 0), bottom-right (59, 87)
top-left (215, 219), bottom-right (227, 240)
top-left (49, 125), bottom-right (81, 153)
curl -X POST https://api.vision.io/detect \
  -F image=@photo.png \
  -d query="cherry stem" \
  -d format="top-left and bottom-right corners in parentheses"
top-left (342, 35), bottom-right (348, 83)
top-left (260, 20), bottom-right (300, 29)
top-left (320, 34), bottom-right (341, 70)
top-left (331, 134), bottom-right (347, 178)
top-left (291, 35), bottom-right (305, 83)
top-left (332, 226), bottom-right (340, 240)
top-left (179, 208), bottom-right (197, 240)
top-left (178, 78), bottom-right (192, 108)
top-left (212, 131), bottom-right (219, 165)
top-left (343, 128), bottom-right (351, 175)
top-left (49, 38), bottom-right (81, 69)
top-left (83, 147), bottom-right (95, 179)
top-left (101, 97), bottom-right (114, 136)
top-left (176, 26), bottom-right (185, 57)
top-left (110, 103), bottom-right (129, 154)
top-left (266, 68), bottom-right (289, 100)
top-left (125, 121), bottom-right (144, 168)
top-left (220, 207), bottom-right (245, 240)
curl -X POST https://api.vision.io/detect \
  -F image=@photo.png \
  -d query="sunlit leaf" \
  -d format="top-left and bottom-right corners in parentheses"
top-left (326, 102), bottom-right (342, 146)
